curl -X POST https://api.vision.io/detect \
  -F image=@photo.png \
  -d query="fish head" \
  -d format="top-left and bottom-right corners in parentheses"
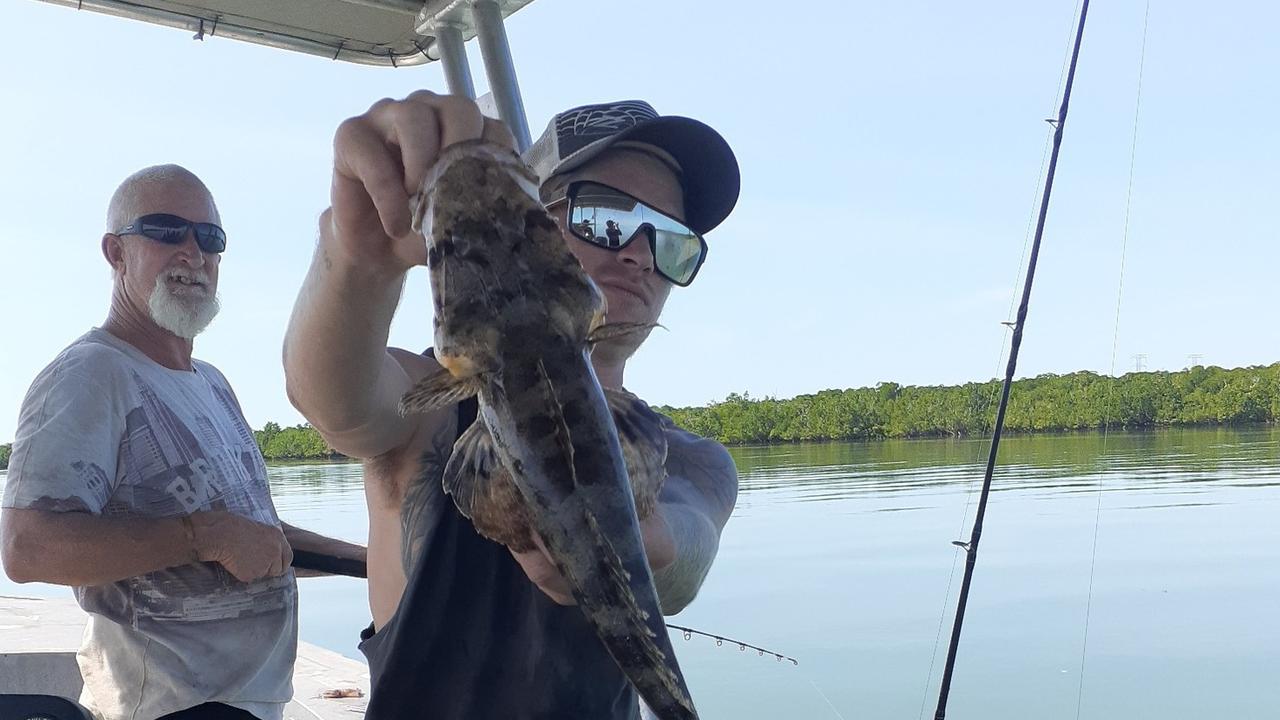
top-left (414, 141), bottom-right (605, 377)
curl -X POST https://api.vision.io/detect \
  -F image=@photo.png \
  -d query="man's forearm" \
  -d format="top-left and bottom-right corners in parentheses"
top-left (2, 508), bottom-right (195, 586)
top-left (282, 227), bottom-right (410, 455)
top-left (651, 502), bottom-right (720, 615)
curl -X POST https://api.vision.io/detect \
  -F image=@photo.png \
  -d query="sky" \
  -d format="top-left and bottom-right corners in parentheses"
top-left (1, 0), bottom-right (1277, 443)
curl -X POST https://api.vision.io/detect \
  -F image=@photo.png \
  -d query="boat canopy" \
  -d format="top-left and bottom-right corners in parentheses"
top-left (35, 0), bottom-right (537, 148)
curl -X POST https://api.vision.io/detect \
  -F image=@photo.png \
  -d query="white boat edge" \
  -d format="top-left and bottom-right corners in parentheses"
top-left (0, 595), bottom-right (370, 719)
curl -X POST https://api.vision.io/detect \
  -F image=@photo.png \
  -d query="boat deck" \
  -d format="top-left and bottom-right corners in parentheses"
top-left (0, 595), bottom-right (369, 719)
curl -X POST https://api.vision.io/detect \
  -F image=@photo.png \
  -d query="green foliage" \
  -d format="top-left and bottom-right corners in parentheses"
top-left (0, 427), bottom-right (337, 468)
top-left (659, 363), bottom-right (1280, 445)
top-left (252, 422), bottom-right (344, 461)
top-left (10, 364), bottom-right (1265, 464)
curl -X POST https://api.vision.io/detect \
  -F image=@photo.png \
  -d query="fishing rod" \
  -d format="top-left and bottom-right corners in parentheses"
top-left (932, 2), bottom-right (1091, 718)
top-left (668, 623), bottom-right (799, 666)
top-left (291, 549), bottom-right (368, 578)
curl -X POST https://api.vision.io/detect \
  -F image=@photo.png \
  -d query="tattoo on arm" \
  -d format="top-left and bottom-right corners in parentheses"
top-left (399, 422), bottom-right (457, 575)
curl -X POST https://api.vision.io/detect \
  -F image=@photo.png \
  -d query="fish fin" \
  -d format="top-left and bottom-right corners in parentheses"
top-left (566, 507), bottom-right (698, 718)
top-left (534, 359), bottom-right (578, 487)
top-left (604, 388), bottom-right (669, 518)
top-left (604, 388), bottom-right (667, 458)
top-left (587, 322), bottom-right (665, 347)
top-left (399, 367), bottom-right (483, 416)
top-left (441, 421), bottom-right (493, 519)
top-left (443, 420), bottom-right (535, 551)
top-left (522, 372), bottom-right (697, 716)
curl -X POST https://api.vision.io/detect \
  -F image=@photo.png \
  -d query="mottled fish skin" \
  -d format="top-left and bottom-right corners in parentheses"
top-left (443, 387), bottom-right (668, 553)
top-left (402, 139), bottom-right (698, 719)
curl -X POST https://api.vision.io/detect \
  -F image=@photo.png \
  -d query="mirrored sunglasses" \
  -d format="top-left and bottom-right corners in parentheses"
top-left (115, 213), bottom-right (227, 254)
top-left (563, 181), bottom-right (707, 286)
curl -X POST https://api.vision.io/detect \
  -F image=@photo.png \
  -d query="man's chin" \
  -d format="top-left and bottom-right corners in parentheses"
top-left (153, 314), bottom-right (217, 340)
top-left (601, 291), bottom-right (654, 322)
top-left (148, 291), bottom-right (220, 340)
top-left (603, 309), bottom-right (655, 329)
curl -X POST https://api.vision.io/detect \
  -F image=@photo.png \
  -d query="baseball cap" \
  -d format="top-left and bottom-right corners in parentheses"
top-left (524, 100), bottom-right (740, 234)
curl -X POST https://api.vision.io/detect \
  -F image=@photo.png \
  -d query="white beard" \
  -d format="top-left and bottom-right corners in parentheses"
top-left (147, 272), bottom-right (220, 339)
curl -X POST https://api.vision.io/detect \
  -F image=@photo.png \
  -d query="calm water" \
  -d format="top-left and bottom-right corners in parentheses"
top-left (3, 427), bottom-right (1278, 719)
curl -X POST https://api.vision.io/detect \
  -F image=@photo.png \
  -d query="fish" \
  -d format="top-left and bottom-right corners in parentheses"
top-left (443, 386), bottom-right (670, 554)
top-left (398, 139), bottom-right (698, 719)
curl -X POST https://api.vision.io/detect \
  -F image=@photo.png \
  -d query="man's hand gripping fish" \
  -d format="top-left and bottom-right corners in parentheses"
top-left (399, 139), bottom-right (699, 720)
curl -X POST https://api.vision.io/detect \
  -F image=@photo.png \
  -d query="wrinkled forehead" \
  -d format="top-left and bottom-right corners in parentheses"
top-left (111, 176), bottom-right (221, 232)
top-left (110, 164), bottom-right (217, 225)
top-left (134, 180), bottom-right (220, 224)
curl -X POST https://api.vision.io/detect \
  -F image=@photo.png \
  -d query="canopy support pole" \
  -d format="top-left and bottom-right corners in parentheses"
top-left (471, 0), bottom-right (532, 151)
top-left (433, 21), bottom-right (476, 99)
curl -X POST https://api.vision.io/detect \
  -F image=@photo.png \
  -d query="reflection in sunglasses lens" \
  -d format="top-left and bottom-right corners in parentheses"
top-left (568, 182), bottom-right (705, 285)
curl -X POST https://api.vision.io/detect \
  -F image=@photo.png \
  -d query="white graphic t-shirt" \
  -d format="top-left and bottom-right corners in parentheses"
top-left (3, 328), bottom-right (297, 720)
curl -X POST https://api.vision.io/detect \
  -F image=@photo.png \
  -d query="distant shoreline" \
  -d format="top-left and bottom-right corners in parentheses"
top-left (1, 422), bottom-right (1271, 473)
top-left (2, 363), bottom-right (1275, 470)
top-left (257, 420), bottom-right (1276, 464)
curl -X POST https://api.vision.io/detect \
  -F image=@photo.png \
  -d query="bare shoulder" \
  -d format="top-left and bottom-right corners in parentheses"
top-left (363, 349), bottom-right (461, 623)
top-left (387, 346), bottom-right (437, 382)
top-left (657, 415), bottom-right (738, 527)
top-left (364, 348), bottom-right (453, 510)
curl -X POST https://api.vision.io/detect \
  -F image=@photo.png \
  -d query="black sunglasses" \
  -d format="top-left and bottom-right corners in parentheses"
top-left (557, 181), bottom-right (708, 287)
top-left (115, 213), bottom-right (227, 254)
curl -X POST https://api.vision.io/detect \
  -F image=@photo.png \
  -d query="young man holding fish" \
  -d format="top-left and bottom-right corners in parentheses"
top-left (284, 93), bottom-right (739, 718)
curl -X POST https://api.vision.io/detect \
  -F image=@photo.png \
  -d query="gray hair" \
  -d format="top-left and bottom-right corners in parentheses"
top-left (106, 164), bottom-right (217, 233)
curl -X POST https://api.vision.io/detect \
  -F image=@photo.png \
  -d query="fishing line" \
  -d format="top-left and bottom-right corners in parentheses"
top-left (1075, 2), bottom-right (1151, 717)
top-left (931, 1), bottom-right (1092, 717)
top-left (918, 5), bottom-right (1088, 718)
top-left (1004, 0), bottom-right (1090, 332)
top-left (808, 680), bottom-right (850, 720)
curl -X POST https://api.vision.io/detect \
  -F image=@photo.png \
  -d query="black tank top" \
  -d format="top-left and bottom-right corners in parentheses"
top-left (358, 397), bottom-right (641, 720)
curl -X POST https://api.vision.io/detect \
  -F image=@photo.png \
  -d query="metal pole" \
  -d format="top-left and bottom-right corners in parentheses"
top-left (471, 0), bottom-right (532, 151)
top-left (433, 21), bottom-right (476, 99)
top-left (932, 1), bottom-right (1091, 718)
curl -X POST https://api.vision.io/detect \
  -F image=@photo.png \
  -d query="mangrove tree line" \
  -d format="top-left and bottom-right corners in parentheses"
top-left (1, 364), bottom-right (1276, 469)
top-left (657, 364), bottom-right (1280, 445)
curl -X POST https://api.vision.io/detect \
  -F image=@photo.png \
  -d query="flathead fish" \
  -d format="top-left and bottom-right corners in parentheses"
top-left (400, 140), bottom-right (698, 719)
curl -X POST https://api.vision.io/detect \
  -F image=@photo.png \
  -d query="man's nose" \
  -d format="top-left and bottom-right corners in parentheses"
top-left (618, 227), bottom-right (655, 271)
top-left (175, 231), bottom-right (206, 266)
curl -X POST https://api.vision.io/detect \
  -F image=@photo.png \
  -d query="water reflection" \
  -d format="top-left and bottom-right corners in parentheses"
top-left (729, 426), bottom-right (1280, 510)
top-left (1, 427), bottom-right (1277, 719)
top-left (268, 460), bottom-right (364, 496)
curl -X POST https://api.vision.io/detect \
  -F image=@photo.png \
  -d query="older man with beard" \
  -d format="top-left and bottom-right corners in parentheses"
top-left (1, 165), bottom-right (363, 720)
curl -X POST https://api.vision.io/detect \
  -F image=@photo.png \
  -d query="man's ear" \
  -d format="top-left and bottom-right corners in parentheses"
top-left (102, 233), bottom-right (126, 272)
